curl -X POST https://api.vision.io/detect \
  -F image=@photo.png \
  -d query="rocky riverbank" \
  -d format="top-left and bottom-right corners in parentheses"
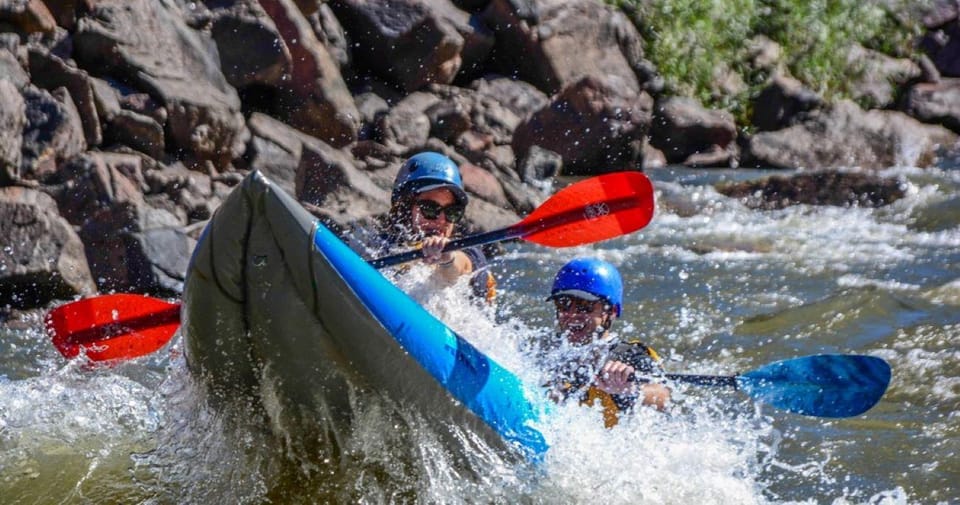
top-left (1, 0), bottom-right (959, 311)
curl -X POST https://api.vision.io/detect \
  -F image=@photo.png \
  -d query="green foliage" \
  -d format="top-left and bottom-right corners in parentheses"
top-left (618, 0), bottom-right (924, 123)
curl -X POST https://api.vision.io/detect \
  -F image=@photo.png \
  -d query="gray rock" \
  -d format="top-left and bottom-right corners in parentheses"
top-left (745, 100), bottom-right (959, 169)
top-left (0, 79), bottom-right (25, 184)
top-left (74, 0), bottom-right (246, 169)
top-left (902, 78), bottom-right (960, 134)
top-left (0, 186), bottom-right (95, 309)
top-left (20, 86), bottom-right (86, 182)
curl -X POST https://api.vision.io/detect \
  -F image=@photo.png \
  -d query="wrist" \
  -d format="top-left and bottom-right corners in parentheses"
top-left (438, 254), bottom-right (456, 267)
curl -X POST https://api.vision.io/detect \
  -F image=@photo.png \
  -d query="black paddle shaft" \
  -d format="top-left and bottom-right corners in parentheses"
top-left (633, 373), bottom-right (739, 389)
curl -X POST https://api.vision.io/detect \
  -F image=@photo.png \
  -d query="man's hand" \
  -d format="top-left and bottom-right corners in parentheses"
top-left (420, 235), bottom-right (452, 265)
top-left (595, 360), bottom-right (637, 395)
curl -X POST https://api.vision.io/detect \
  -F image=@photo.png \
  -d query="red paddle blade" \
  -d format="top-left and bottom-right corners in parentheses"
top-left (517, 172), bottom-right (655, 247)
top-left (45, 294), bottom-right (181, 362)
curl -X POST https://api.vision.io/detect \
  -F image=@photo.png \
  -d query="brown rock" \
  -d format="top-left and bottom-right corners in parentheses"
top-left (260, 0), bottom-right (359, 146)
top-left (329, 0), bottom-right (493, 91)
top-left (650, 96), bottom-right (737, 167)
top-left (512, 75), bottom-right (652, 174)
top-left (716, 171), bottom-right (906, 210)
top-left (483, 0), bottom-right (643, 95)
top-left (0, 0), bottom-right (56, 35)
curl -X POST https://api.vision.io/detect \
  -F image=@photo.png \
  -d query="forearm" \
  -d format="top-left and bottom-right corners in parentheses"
top-left (434, 250), bottom-right (472, 283)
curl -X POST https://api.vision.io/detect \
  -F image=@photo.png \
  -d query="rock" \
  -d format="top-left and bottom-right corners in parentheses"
top-left (517, 144), bottom-right (562, 183)
top-left (0, 186), bottom-right (95, 309)
top-left (209, 0), bottom-right (292, 89)
top-left (310, 3), bottom-right (350, 71)
top-left (744, 100), bottom-right (959, 170)
top-left (245, 112), bottom-right (305, 196)
top-left (483, 0), bottom-right (644, 95)
top-left (846, 44), bottom-right (922, 109)
top-left (902, 78), bottom-right (960, 134)
top-left (716, 170), bottom-right (906, 210)
top-left (142, 161), bottom-right (217, 223)
top-left (751, 74), bottom-right (822, 132)
top-left (74, 0), bottom-right (247, 170)
top-left (376, 92), bottom-right (441, 153)
top-left (44, 0), bottom-right (78, 31)
top-left (469, 75), bottom-right (550, 121)
top-left (650, 96), bottom-right (737, 167)
top-left (295, 138), bottom-right (390, 228)
top-left (51, 151), bottom-right (145, 225)
top-left (27, 46), bottom-right (102, 146)
top-left (329, 0), bottom-right (493, 91)
top-left (512, 75), bottom-right (652, 174)
top-left (260, 0), bottom-right (360, 146)
top-left (459, 160), bottom-right (510, 208)
top-left (0, 48), bottom-right (29, 89)
top-left (78, 202), bottom-right (191, 295)
top-left (0, 79), bottom-right (25, 184)
top-left (20, 86), bottom-right (87, 182)
top-left (0, 0), bottom-right (56, 36)
top-left (920, 8), bottom-right (960, 77)
top-left (107, 110), bottom-right (166, 159)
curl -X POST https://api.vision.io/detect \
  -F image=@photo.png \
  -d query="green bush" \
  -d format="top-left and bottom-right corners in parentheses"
top-left (618, 0), bottom-right (924, 123)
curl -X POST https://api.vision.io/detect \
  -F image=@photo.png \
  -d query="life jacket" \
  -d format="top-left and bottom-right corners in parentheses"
top-left (556, 339), bottom-right (662, 428)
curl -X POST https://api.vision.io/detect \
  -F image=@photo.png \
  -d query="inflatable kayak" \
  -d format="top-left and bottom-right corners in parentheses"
top-left (181, 170), bottom-right (547, 458)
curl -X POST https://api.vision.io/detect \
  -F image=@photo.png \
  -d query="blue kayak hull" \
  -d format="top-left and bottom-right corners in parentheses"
top-left (181, 171), bottom-right (546, 458)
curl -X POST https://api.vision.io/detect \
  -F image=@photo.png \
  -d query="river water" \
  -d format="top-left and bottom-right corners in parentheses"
top-left (1, 165), bottom-right (958, 504)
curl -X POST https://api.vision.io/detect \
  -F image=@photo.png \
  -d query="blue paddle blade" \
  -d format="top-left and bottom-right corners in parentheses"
top-left (736, 354), bottom-right (891, 418)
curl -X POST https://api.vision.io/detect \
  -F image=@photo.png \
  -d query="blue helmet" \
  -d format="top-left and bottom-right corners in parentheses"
top-left (391, 152), bottom-right (468, 206)
top-left (548, 258), bottom-right (623, 316)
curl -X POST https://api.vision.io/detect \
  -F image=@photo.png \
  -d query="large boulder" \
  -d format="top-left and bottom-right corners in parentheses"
top-left (74, 0), bottom-right (247, 170)
top-left (0, 186), bottom-right (95, 309)
top-left (846, 44), bottom-right (923, 109)
top-left (0, 79), bottom-right (25, 185)
top-left (329, 0), bottom-right (494, 91)
top-left (482, 0), bottom-right (649, 95)
top-left (295, 137), bottom-right (390, 229)
top-left (919, 3), bottom-right (960, 77)
top-left (716, 170), bottom-right (906, 210)
top-left (751, 74), bottom-right (823, 132)
top-left (512, 75), bottom-right (653, 174)
top-left (744, 100), bottom-right (958, 170)
top-left (0, 0), bottom-right (56, 36)
top-left (260, 0), bottom-right (360, 146)
top-left (20, 86), bottom-right (87, 182)
top-left (208, 0), bottom-right (292, 90)
top-left (650, 96), bottom-right (737, 167)
top-left (28, 47), bottom-right (103, 147)
top-left (78, 201), bottom-right (192, 295)
top-left (902, 78), bottom-right (960, 134)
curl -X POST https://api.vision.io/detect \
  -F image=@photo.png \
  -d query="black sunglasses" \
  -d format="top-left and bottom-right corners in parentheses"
top-left (553, 295), bottom-right (603, 314)
top-left (415, 200), bottom-right (465, 223)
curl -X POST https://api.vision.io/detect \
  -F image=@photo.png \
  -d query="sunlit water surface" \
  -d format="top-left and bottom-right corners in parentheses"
top-left (1, 166), bottom-right (958, 504)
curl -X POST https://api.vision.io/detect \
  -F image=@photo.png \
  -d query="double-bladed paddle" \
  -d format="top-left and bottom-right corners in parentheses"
top-left (369, 171), bottom-right (655, 268)
top-left (45, 171), bottom-right (656, 362)
top-left (637, 354), bottom-right (891, 418)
